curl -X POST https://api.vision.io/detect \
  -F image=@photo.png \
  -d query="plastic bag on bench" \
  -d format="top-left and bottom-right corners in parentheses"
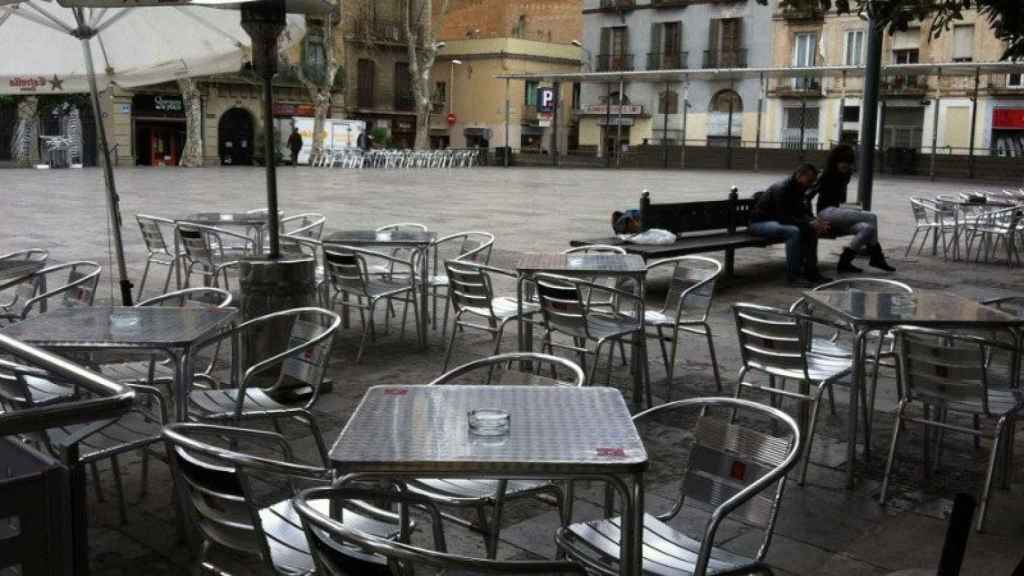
top-left (623, 228), bottom-right (677, 245)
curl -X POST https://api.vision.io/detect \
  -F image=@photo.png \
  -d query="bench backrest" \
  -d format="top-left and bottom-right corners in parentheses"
top-left (639, 188), bottom-right (751, 235)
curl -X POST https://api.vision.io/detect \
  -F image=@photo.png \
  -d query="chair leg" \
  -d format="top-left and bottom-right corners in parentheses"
top-left (879, 400), bottom-right (907, 505)
top-left (655, 326), bottom-right (671, 380)
top-left (485, 482), bottom-right (508, 559)
top-left (442, 315), bottom-right (461, 372)
top-left (162, 260), bottom-right (177, 294)
top-left (110, 455), bottom-right (128, 525)
top-left (90, 461), bottom-right (105, 502)
top-left (977, 417), bottom-right (1008, 532)
top-left (136, 259), bottom-right (152, 300)
top-left (140, 448), bottom-right (150, 499)
top-left (905, 228), bottom-right (921, 257)
top-left (298, 410), bottom-right (330, 466)
top-left (666, 330), bottom-right (679, 401)
top-left (588, 341), bottom-right (605, 387)
top-left (798, 386), bottom-right (826, 486)
top-left (703, 325), bottom-right (723, 393)
top-left (355, 307), bottom-right (373, 364)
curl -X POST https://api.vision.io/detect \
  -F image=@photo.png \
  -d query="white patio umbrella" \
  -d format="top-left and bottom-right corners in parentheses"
top-left (0, 2), bottom-right (305, 304)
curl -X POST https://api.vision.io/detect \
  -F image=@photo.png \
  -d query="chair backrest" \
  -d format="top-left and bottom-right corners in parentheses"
top-left (282, 213), bottom-right (326, 240)
top-left (0, 249), bottom-right (48, 263)
top-left (136, 287), bottom-right (233, 309)
top-left (535, 274), bottom-right (589, 337)
top-left (632, 397), bottom-right (801, 568)
top-left (561, 245), bottom-right (627, 255)
top-left (137, 214), bottom-right (173, 255)
top-left (982, 296), bottom-right (1024, 318)
top-left (17, 261), bottom-right (101, 319)
top-left (444, 260), bottom-right (495, 318)
top-left (323, 249), bottom-right (369, 297)
top-left (791, 277), bottom-right (913, 314)
top-left (895, 327), bottom-right (989, 413)
top-left (163, 423), bottom-right (328, 570)
top-left (430, 352), bottom-right (585, 387)
top-left (658, 256), bottom-right (722, 322)
top-left (177, 224), bottom-right (215, 261)
top-left (909, 197), bottom-right (942, 226)
top-left (271, 308), bottom-right (341, 403)
top-left (432, 231), bottom-right (495, 271)
top-left (295, 486), bottom-right (586, 575)
top-left (733, 304), bottom-right (809, 380)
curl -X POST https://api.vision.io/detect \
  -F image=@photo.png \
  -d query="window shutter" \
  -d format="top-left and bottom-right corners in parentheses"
top-left (600, 27), bottom-right (611, 57)
top-left (675, 21), bottom-right (684, 56)
top-left (650, 22), bottom-right (662, 57)
top-left (708, 19), bottom-right (721, 66)
top-left (953, 25), bottom-right (974, 60)
top-left (892, 29), bottom-right (919, 51)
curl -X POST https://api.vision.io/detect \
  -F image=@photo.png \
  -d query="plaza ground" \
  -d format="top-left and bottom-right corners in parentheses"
top-left (3, 165), bottom-right (1023, 575)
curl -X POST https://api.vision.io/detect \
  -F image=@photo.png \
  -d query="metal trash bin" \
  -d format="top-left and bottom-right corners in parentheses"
top-left (0, 438), bottom-right (72, 576)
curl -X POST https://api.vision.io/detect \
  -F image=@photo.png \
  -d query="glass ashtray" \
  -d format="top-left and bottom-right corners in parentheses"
top-left (468, 409), bottom-right (510, 437)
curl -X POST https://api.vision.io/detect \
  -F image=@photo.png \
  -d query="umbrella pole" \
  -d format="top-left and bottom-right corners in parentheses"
top-left (79, 36), bottom-right (133, 305)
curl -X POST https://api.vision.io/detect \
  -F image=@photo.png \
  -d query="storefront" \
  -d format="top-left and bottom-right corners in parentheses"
top-left (392, 118), bottom-right (416, 148)
top-left (992, 106), bottom-right (1024, 157)
top-left (132, 94), bottom-right (185, 167)
top-left (464, 127), bottom-right (491, 149)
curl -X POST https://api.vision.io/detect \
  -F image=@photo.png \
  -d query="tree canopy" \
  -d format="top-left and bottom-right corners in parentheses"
top-left (769, 0), bottom-right (1024, 59)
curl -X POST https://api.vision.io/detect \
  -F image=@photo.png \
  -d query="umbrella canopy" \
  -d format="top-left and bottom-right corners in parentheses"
top-left (0, 2), bottom-right (305, 95)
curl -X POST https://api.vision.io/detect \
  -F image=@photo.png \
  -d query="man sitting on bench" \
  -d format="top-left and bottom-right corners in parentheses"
top-left (749, 163), bottom-right (832, 286)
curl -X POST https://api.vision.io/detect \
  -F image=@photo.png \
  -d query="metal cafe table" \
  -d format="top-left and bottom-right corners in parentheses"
top-left (515, 253), bottom-right (649, 405)
top-left (177, 211), bottom-right (272, 254)
top-left (330, 385), bottom-right (648, 576)
top-left (800, 289), bottom-right (1024, 488)
top-left (322, 229), bottom-right (437, 347)
top-left (1, 306), bottom-right (238, 420)
top-left (933, 196), bottom-right (1021, 261)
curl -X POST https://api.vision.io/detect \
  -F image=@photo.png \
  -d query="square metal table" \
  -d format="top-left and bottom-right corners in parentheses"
top-left (322, 229), bottom-right (438, 347)
top-left (1, 306), bottom-right (238, 420)
top-left (0, 259), bottom-right (45, 291)
top-left (801, 289), bottom-right (1024, 488)
top-left (515, 253), bottom-right (649, 405)
top-left (330, 385), bottom-right (648, 576)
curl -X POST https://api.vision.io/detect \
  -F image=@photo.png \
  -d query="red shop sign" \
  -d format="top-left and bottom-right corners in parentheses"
top-left (993, 108), bottom-right (1024, 130)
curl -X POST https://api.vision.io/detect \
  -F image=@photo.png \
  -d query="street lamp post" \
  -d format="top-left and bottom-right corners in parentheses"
top-left (857, 5), bottom-right (883, 211)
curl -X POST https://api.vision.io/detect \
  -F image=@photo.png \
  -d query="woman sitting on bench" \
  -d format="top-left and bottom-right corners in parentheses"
top-left (808, 144), bottom-right (896, 274)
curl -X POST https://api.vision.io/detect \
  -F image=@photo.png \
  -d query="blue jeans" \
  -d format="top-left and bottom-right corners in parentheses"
top-left (750, 221), bottom-right (818, 278)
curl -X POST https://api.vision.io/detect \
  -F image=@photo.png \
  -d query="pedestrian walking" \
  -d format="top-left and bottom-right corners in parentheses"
top-left (287, 127), bottom-right (303, 166)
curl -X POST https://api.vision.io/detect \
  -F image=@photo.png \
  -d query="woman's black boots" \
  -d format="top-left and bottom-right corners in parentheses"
top-left (868, 244), bottom-right (896, 272)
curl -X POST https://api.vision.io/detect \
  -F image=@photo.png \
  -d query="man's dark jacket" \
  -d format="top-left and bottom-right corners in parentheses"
top-left (749, 176), bottom-right (814, 225)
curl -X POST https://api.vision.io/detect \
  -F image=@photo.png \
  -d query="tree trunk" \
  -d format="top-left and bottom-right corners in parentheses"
top-left (402, 0), bottom-right (449, 150)
top-left (310, 91), bottom-right (331, 159)
top-left (412, 66), bottom-right (432, 150)
top-left (297, 15), bottom-right (340, 162)
top-left (178, 78), bottom-right (204, 167)
top-left (13, 96), bottom-right (37, 168)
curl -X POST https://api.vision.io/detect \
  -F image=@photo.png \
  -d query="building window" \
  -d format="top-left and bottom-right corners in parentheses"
top-left (394, 62), bottom-right (413, 111)
top-left (1009, 73), bottom-right (1024, 89)
top-left (892, 48), bottom-right (919, 65)
top-left (525, 80), bottom-right (539, 107)
top-left (842, 105), bottom-right (860, 123)
top-left (649, 21), bottom-right (684, 70)
top-left (433, 81), bottom-right (446, 114)
top-left (356, 59), bottom-right (375, 109)
top-left (792, 32), bottom-right (818, 89)
top-left (844, 30), bottom-right (865, 66)
top-left (782, 106), bottom-right (820, 149)
top-left (705, 18), bottom-right (744, 68)
top-left (302, 29), bottom-right (327, 84)
top-left (952, 24), bottom-right (974, 62)
top-left (882, 107), bottom-right (925, 149)
top-left (658, 90), bottom-right (678, 114)
top-left (598, 27), bottom-right (632, 71)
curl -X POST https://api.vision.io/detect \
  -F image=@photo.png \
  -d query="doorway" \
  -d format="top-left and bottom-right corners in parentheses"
top-left (219, 108), bottom-right (254, 166)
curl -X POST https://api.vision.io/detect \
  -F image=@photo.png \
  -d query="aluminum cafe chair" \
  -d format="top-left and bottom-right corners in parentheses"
top-left (323, 247), bottom-right (420, 364)
top-left (789, 278), bottom-right (914, 427)
top-left (534, 273), bottom-right (649, 404)
top-left (0, 261), bottom-right (100, 325)
top-left (136, 214), bottom-right (181, 299)
top-left (555, 397), bottom-right (801, 576)
top-left (411, 352), bottom-right (584, 559)
top-left (880, 327), bottom-right (1024, 532)
top-left (0, 365), bottom-right (167, 524)
top-left (442, 260), bottom-right (540, 373)
top-left (187, 308), bottom-right (341, 466)
top-left (371, 222), bottom-right (429, 283)
top-left (641, 255), bottom-right (724, 399)
top-left (906, 197), bottom-right (953, 258)
top-left (733, 303), bottom-right (854, 485)
top-left (164, 423), bottom-right (402, 576)
top-left (281, 212), bottom-right (327, 241)
top-left (0, 248), bottom-right (49, 263)
top-left (427, 230), bottom-right (495, 335)
top-left (176, 222), bottom-right (251, 290)
top-left (963, 204), bottom-right (1023, 266)
top-left (295, 485), bottom-right (586, 575)
top-left (560, 245), bottom-right (630, 368)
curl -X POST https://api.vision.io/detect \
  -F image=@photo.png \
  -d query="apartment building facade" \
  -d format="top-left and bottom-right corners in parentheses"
top-left (576, 0), bottom-right (776, 156)
top-left (769, 7), bottom-right (1024, 157)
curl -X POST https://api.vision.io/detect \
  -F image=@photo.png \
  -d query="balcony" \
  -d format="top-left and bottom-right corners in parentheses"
top-left (771, 76), bottom-right (823, 97)
top-left (352, 18), bottom-right (408, 45)
top-left (596, 53), bottom-right (635, 72)
top-left (777, 5), bottom-right (824, 20)
top-left (598, 0), bottom-right (635, 11)
top-left (651, 0), bottom-right (690, 6)
top-left (703, 49), bottom-right (747, 69)
top-left (882, 74), bottom-right (928, 95)
top-left (647, 52), bottom-right (688, 70)
top-left (394, 94), bottom-right (416, 112)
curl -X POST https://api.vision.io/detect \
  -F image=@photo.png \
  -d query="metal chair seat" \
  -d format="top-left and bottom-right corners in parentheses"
top-left (408, 478), bottom-right (555, 502)
top-left (560, 512), bottom-right (756, 576)
top-left (753, 351), bottom-right (853, 382)
top-left (189, 387), bottom-right (293, 419)
top-left (46, 410), bottom-right (163, 463)
top-left (943, 386), bottom-right (1024, 416)
top-left (553, 313), bottom-right (643, 342)
top-left (459, 297), bottom-right (538, 322)
top-left (259, 496), bottom-right (398, 574)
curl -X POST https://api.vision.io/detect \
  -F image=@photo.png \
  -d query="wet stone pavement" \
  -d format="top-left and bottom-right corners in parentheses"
top-left (3, 165), bottom-right (1023, 575)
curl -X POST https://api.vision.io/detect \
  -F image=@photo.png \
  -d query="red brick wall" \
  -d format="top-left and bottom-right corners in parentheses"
top-left (437, 0), bottom-right (582, 44)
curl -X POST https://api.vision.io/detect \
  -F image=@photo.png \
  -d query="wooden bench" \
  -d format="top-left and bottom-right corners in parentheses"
top-left (570, 188), bottom-right (847, 277)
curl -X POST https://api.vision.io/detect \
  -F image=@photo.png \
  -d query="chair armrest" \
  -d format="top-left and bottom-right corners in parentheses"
top-left (125, 383), bottom-right (168, 425)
